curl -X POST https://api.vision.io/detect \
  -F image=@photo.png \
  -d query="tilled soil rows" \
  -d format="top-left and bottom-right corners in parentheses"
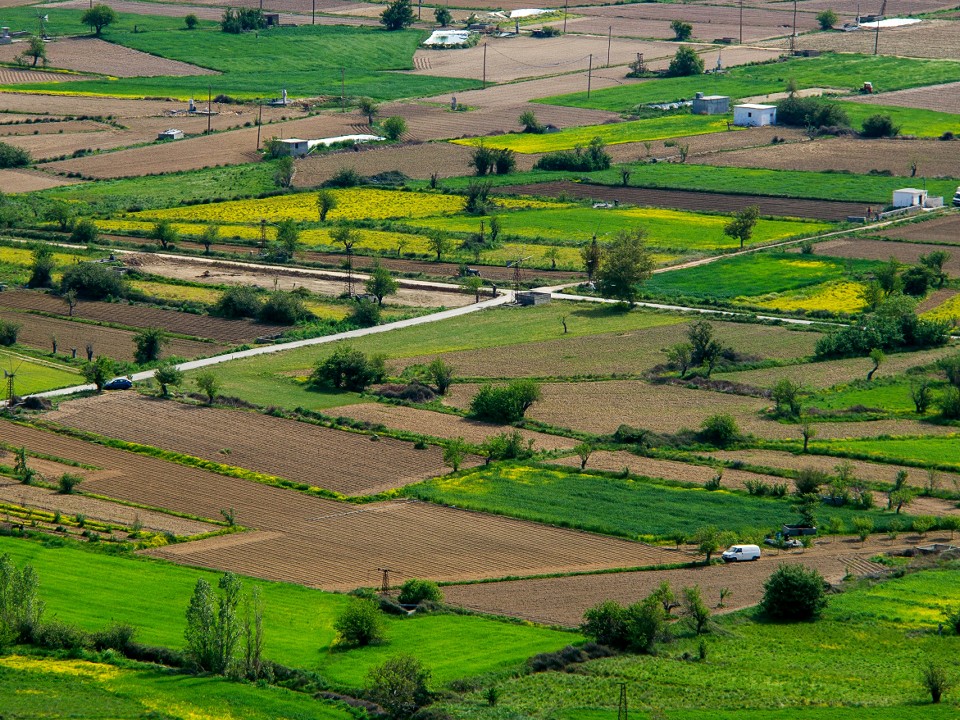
top-left (333, 403), bottom-right (577, 451)
top-left (806, 238), bottom-right (960, 277)
top-left (493, 181), bottom-right (870, 220)
top-left (0, 309), bottom-right (220, 362)
top-left (443, 536), bottom-right (911, 627)
top-left (0, 168), bottom-right (77, 192)
top-left (147, 499), bottom-right (664, 591)
top-left (0, 289), bottom-right (282, 343)
top-left (767, 20), bottom-right (960, 61)
top-left (47, 393), bottom-right (469, 497)
top-left (880, 214), bottom-right (960, 244)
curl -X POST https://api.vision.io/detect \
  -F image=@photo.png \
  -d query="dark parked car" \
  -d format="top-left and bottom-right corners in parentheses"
top-left (103, 377), bottom-right (133, 390)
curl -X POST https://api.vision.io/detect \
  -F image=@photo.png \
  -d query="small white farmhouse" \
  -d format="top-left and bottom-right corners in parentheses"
top-left (892, 188), bottom-right (928, 208)
top-left (157, 129), bottom-right (184, 141)
top-left (274, 138), bottom-right (310, 157)
top-left (733, 104), bottom-right (776, 127)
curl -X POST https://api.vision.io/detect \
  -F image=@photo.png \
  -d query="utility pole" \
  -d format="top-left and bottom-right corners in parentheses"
top-left (874, 22), bottom-right (880, 55)
top-left (587, 54), bottom-right (593, 99)
top-left (377, 568), bottom-right (393, 594)
top-left (482, 42), bottom-right (487, 89)
top-left (739, 0), bottom-right (743, 44)
top-left (617, 683), bottom-right (628, 720)
top-left (256, 99), bottom-right (262, 150)
top-left (790, 0), bottom-right (797, 54)
top-left (207, 86), bottom-right (212, 134)
top-left (563, 0), bottom-right (568, 32)
top-left (606, 25), bottom-right (612, 67)
top-left (312, 0), bottom-right (315, 24)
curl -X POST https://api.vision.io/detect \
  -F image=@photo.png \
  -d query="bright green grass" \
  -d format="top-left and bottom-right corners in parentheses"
top-left (811, 435), bottom-right (960, 469)
top-left (187, 303), bottom-right (685, 409)
top-left (407, 463), bottom-right (909, 540)
top-left (810, 377), bottom-right (947, 414)
top-left (0, 6), bottom-right (214, 37)
top-left (640, 252), bottom-right (880, 301)
top-left (1, 653), bottom-right (351, 720)
top-left (839, 101), bottom-right (960, 138)
top-left (0, 349), bottom-right (82, 399)
top-left (452, 115), bottom-right (737, 153)
top-left (441, 569), bottom-right (960, 719)
top-left (407, 207), bottom-right (828, 250)
top-left (3, 25), bottom-right (480, 100)
top-left (538, 53), bottom-right (960, 111)
top-left (0, 536), bottom-right (575, 688)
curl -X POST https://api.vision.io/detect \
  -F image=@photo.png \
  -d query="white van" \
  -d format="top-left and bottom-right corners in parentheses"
top-left (722, 544), bottom-right (761, 562)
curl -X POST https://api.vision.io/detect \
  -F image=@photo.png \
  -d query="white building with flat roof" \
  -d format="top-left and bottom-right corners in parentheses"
top-left (733, 103), bottom-right (776, 127)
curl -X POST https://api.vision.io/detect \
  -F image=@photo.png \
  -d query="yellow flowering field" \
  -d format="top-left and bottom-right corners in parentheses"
top-left (922, 292), bottom-right (960, 323)
top-left (129, 280), bottom-right (222, 304)
top-left (0, 655), bottom-right (120, 681)
top-left (135, 189), bottom-right (557, 224)
top-left (749, 281), bottom-right (867, 314)
top-left (0, 246), bottom-right (86, 267)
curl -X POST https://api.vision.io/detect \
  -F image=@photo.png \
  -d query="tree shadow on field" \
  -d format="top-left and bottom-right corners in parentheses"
top-left (570, 304), bottom-right (635, 320)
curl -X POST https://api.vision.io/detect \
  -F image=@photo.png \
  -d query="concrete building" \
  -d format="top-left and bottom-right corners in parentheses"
top-left (274, 138), bottom-right (309, 157)
top-left (692, 93), bottom-right (730, 115)
top-left (157, 129), bottom-right (184, 140)
top-left (892, 188), bottom-right (928, 208)
top-left (733, 103), bottom-right (776, 127)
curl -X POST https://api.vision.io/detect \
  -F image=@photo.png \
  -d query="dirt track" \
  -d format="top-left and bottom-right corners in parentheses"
top-left (494, 180), bottom-right (872, 220)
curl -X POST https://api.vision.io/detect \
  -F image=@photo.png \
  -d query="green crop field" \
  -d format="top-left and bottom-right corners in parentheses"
top-left (538, 54), bottom-right (960, 112)
top-left (453, 115), bottom-right (737, 153)
top-left (1, 24), bottom-right (480, 100)
top-left (839, 102), bottom-right (960, 139)
top-left (0, 6), bottom-right (213, 36)
top-left (407, 463), bottom-right (911, 540)
top-left (0, 537), bottom-right (576, 688)
top-left (0, 349), bottom-right (82, 399)
top-left (407, 206), bottom-right (827, 251)
top-left (2, 653), bottom-right (351, 720)
top-left (810, 378), bottom-right (947, 415)
top-left (809, 435), bottom-right (960, 469)
top-left (640, 252), bottom-right (880, 302)
top-left (438, 568), bottom-right (960, 719)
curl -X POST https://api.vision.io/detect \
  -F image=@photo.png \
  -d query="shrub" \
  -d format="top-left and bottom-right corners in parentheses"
top-left (902, 265), bottom-right (933, 297)
top-left (27, 245), bottom-right (55, 288)
top-left (310, 346), bottom-right (386, 392)
top-left (581, 600), bottom-right (628, 649)
top-left (259, 291), bottom-right (311, 324)
top-left (366, 654), bottom-right (432, 719)
top-left (133, 327), bottom-right (167, 364)
top-left (398, 579), bottom-right (443, 605)
top-left (380, 0), bottom-right (415, 30)
top-left (534, 137), bottom-right (610, 172)
top-left (670, 19), bottom-right (692, 40)
top-left (794, 467), bottom-right (827, 496)
top-left (771, 377), bottom-right (802, 417)
top-left (70, 218), bottom-right (99, 244)
top-left (816, 9), bottom-right (838, 29)
top-left (665, 45), bottom-right (704, 77)
top-left (939, 386), bottom-right (960, 420)
top-left (323, 167), bottom-right (364, 188)
top-left (34, 620), bottom-right (90, 651)
top-left (220, 7), bottom-right (264, 32)
top-left (91, 623), bottom-right (137, 653)
top-left (0, 141), bottom-right (30, 168)
top-left (698, 414), bottom-right (741, 447)
top-left (381, 116), bottom-right (407, 141)
top-left (861, 114), bottom-right (900, 138)
top-left (481, 430), bottom-right (533, 462)
top-left (760, 564), bottom-right (828, 621)
top-left (469, 379), bottom-right (541, 423)
top-left (434, 6), bottom-right (452, 25)
top-left (61, 262), bottom-right (126, 300)
top-left (214, 285), bottom-right (262, 319)
top-left (350, 299), bottom-right (381, 327)
top-left (775, 96), bottom-right (849, 130)
top-left (335, 598), bottom-right (386, 647)
top-left (0, 319), bottom-right (20, 346)
top-left (185, 13), bottom-right (199, 28)
top-left (57, 473), bottom-right (82, 495)
top-left (519, 110), bottom-right (544, 134)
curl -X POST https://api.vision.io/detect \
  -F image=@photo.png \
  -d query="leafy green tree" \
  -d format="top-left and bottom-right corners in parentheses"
top-left (199, 224), bottom-right (219, 254)
top-left (427, 358), bottom-right (454, 394)
top-left (0, 319), bottom-right (20, 347)
top-left (366, 654), bottom-right (432, 719)
top-left (357, 97), bottom-right (380, 125)
top-left (316, 190), bottom-right (337, 222)
top-left (82, 356), bottom-right (116, 392)
top-left (19, 36), bottom-right (47, 67)
top-left (875, 257), bottom-right (901, 295)
top-left (196, 371), bottom-right (221, 404)
top-left (693, 526), bottom-right (721, 564)
top-left (666, 342), bottom-right (693, 377)
top-left (0, 553), bottom-right (44, 648)
top-left (133, 327), bottom-right (168, 364)
top-left (919, 250), bottom-right (950, 288)
top-left (380, 0), bottom-right (416, 29)
top-left (69, 218), bottom-right (98, 243)
top-left (334, 598), bottom-right (385, 647)
top-left (151, 219), bottom-right (178, 250)
top-left (665, 45), bottom-right (704, 77)
top-left (214, 286), bottom-right (262, 318)
top-left (771, 377), bottom-right (802, 417)
top-left (381, 116), bottom-right (407, 141)
top-left (469, 379), bottom-right (541, 423)
top-left (519, 110), bottom-right (544, 134)
top-left (463, 274), bottom-right (483, 303)
top-left (259, 291), bottom-right (311, 324)
top-left (442, 436), bottom-right (469, 472)
top-left (682, 585), bottom-right (711, 635)
top-left (310, 346), bottom-right (386, 391)
top-left (760, 564), bottom-right (828, 621)
top-left (275, 218), bottom-right (299, 259)
top-left (434, 6), bottom-right (452, 26)
top-left (574, 442), bottom-right (592, 470)
top-left (60, 262), bottom-right (125, 300)
top-left (365, 262), bottom-right (399, 306)
top-left (866, 348), bottom-right (885, 381)
top-left (595, 228), bottom-right (655, 306)
top-left (398, 579), bottom-right (443, 605)
top-left (862, 114), bottom-right (900, 138)
top-left (47, 201), bottom-right (74, 232)
top-left (155, 361), bottom-right (184, 397)
top-left (910, 381), bottom-right (933, 414)
top-left (81, 4), bottom-right (117, 35)
top-left (27, 244), bottom-right (55, 288)
top-left (724, 205), bottom-right (760, 249)
top-left (581, 236), bottom-right (601, 280)
top-left (670, 19), bottom-right (693, 40)
top-left (427, 232), bottom-right (452, 262)
top-left (699, 414), bottom-right (740, 447)
top-left (816, 9), bottom-right (838, 29)
top-left (184, 573), bottom-right (247, 675)
top-left (185, 13), bottom-right (199, 28)
top-left (921, 662), bottom-right (952, 704)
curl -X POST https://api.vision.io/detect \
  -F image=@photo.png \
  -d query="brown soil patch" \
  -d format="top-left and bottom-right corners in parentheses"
top-left (0, 289), bottom-right (282, 342)
top-left (0, 168), bottom-right (79, 192)
top-left (443, 535), bottom-right (915, 627)
top-left (396, 320), bottom-right (819, 379)
top-left (0, 476), bottom-right (215, 535)
top-left (0, 68), bottom-right (94, 84)
top-left (604, 126), bottom-right (808, 165)
top-left (47, 393), bottom-right (468, 496)
top-left (765, 20), bottom-right (960, 61)
top-left (493, 181), bottom-right (871, 220)
top-left (881, 214), bottom-right (960, 245)
top-left (699, 136), bottom-right (960, 178)
top-left (0, 37), bottom-right (217, 78)
top-left (0, 119), bottom-right (104, 137)
top-left (332, 403), bottom-right (576, 451)
top-left (806, 238), bottom-right (960, 278)
top-left (715, 345), bottom-right (959, 389)
top-left (294, 142), bottom-right (480, 186)
top-left (710, 448), bottom-right (960, 493)
top-left (918, 287), bottom-right (958, 313)
top-left (549, 450), bottom-right (785, 490)
top-left (0, 308), bottom-right (221, 362)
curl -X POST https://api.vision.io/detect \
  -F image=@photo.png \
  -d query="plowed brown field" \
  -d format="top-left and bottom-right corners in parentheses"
top-left (47, 393), bottom-right (467, 496)
top-left (493, 181), bottom-right (870, 220)
top-left (804, 238), bottom-right (960, 277)
top-left (880, 214), bottom-right (960, 245)
top-left (147, 499), bottom-right (662, 590)
top-left (0, 289), bottom-right (284, 342)
top-left (0, 309), bottom-right (220, 362)
top-left (443, 536), bottom-right (911, 626)
top-left (0, 168), bottom-right (77, 193)
top-left (768, 20), bottom-right (960, 61)
top-left (333, 403), bottom-right (576, 451)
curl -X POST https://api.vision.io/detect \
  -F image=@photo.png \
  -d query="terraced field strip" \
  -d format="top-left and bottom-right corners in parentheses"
top-left (493, 182), bottom-right (869, 221)
top-left (332, 403), bottom-right (576, 451)
top-left (0, 309), bottom-right (221, 363)
top-left (808, 238), bottom-right (960, 278)
top-left (0, 290), bottom-right (283, 343)
top-left (147, 499), bottom-right (666, 591)
top-left (709, 448), bottom-right (960, 492)
top-left (442, 537), bottom-right (904, 627)
top-left (47, 393), bottom-right (467, 496)
top-left (548, 451), bottom-right (784, 490)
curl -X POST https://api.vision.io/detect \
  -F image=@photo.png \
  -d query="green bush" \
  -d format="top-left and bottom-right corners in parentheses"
top-left (27, 245), bottom-right (55, 288)
top-left (57, 473), bottom-right (83, 495)
top-left (816, 9), bottom-right (838, 29)
top-left (334, 598), bottom-right (385, 647)
top-left (0, 319), bottom-right (20, 346)
top-left (381, 116), bottom-right (408, 141)
top-left (310, 346), bottom-right (386, 392)
top-left (350, 299), bottom-right (381, 327)
top-left (60, 262), bottom-right (126, 300)
top-left (91, 623), bottom-right (137, 653)
top-left (670, 19), bottom-right (692, 41)
top-left (133, 327), bottom-right (167, 364)
top-left (69, 218), bottom-right (99, 244)
top-left (366, 654), bottom-right (432, 719)
top-left (861, 114), bottom-right (900, 138)
top-left (534, 137), bottom-right (610, 172)
top-left (665, 45), bottom-right (704, 77)
top-left (775, 96), bottom-right (849, 130)
top-left (398, 579), bottom-right (443, 605)
top-left (699, 414), bottom-right (741, 447)
top-left (939, 386), bottom-right (960, 420)
top-left (184, 13), bottom-right (199, 29)
top-left (259, 291), bottom-right (312, 324)
top-left (581, 597), bottom-right (667, 654)
top-left (214, 286), bottom-right (262, 319)
top-left (0, 141), bottom-right (30, 168)
top-left (760, 564), bottom-right (828, 621)
top-left (469, 379), bottom-right (541, 423)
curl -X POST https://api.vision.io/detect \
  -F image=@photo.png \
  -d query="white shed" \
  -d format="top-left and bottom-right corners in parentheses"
top-left (275, 138), bottom-right (310, 157)
top-left (733, 103), bottom-right (777, 127)
top-left (158, 129), bottom-right (183, 140)
top-left (892, 188), bottom-right (928, 208)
